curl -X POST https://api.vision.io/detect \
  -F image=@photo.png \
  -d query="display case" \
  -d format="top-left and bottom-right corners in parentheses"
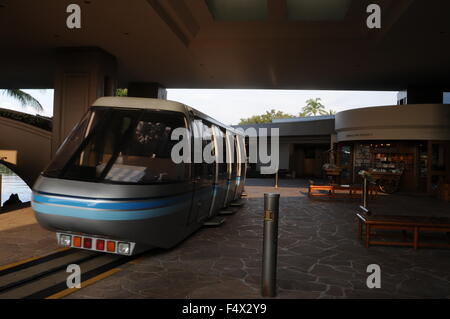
top-left (349, 142), bottom-right (419, 192)
top-left (371, 145), bottom-right (414, 173)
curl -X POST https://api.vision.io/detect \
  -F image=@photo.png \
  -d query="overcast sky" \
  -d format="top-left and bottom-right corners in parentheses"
top-left (0, 89), bottom-right (399, 125)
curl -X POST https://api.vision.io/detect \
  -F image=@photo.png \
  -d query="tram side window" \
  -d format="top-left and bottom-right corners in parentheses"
top-left (219, 128), bottom-right (227, 176)
top-left (203, 122), bottom-right (215, 178)
top-left (233, 135), bottom-right (238, 169)
top-left (225, 132), bottom-right (232, 174)
top-left (192, 119), bottom-right (204, 180)
top-left (192, 119), bottom-right (214, 181)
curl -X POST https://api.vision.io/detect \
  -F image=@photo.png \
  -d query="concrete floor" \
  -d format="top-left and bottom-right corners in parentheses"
top-left (1, 179), bottom-right (449, 298)
top-left (0, 207), bottom-right (59, 267)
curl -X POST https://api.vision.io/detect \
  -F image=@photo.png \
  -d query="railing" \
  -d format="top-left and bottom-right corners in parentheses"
top-left (0, 108), bottom-right (52, 131)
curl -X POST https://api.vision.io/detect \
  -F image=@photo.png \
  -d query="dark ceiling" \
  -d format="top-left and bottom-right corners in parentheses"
top-left (0, 0), bottom-right (449, 91)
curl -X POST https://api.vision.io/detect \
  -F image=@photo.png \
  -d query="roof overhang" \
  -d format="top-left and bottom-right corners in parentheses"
top-left (1, 0), bottom-right (450, 90)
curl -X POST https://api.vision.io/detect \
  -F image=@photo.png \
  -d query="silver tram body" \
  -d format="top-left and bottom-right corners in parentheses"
top-left (31, 97), bottom-right (247, 255)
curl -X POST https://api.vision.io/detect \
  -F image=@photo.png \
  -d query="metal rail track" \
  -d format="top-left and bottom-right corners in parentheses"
top-left (0, 248), bottom-right (143, 299)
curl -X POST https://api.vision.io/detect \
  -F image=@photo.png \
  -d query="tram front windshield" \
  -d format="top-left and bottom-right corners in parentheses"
top-left (44, 107), bottom-right (187, 184)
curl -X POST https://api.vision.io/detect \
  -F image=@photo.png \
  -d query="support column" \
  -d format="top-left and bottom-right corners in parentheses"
top-left (128, 82), bottom-right (167, 99)
top-left (52, 47), bottom-right (117, 155)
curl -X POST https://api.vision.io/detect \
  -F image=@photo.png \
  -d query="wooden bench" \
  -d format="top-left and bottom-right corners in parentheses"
top-left (308, 184), bottom-right (334, 198)
top-left (357, 212), bottom-right (450, 249)
top-left (308, 184), bottom-right (378, 199)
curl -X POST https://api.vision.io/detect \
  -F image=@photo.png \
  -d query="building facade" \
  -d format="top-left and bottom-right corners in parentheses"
top-left (235, 104), bottom-right (450, 195)
top-left (335, 104), bottom-right (450, 194)
top-left (234, 116), bottom-right (335, 178)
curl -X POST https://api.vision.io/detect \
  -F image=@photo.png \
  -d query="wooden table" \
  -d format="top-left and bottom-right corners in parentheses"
top-left (369, 171), bottom-right (403, 194)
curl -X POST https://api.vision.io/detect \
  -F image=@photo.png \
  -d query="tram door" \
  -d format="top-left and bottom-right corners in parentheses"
top-left (234, 134), bottom-right (246, 199)
top-left (208, 126), bottom-right (228, 217)
top-left (233, 136), bottom-right (242, 200)
top-left (224, 131), bottom-right (238, 206)
top-left (190, 119), bottom-right (214, 223)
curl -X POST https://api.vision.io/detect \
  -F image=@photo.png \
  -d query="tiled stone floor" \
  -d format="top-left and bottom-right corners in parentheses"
top-left (0, 207), bottom-right (59, 266)
top-left (67, 178), bottom-right (450, 299)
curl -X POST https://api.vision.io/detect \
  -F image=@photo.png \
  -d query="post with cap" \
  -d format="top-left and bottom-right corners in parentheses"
top-left (363, 176), bottom-right (368, 209)
top-left (261, 193), bottom-right (280, 297)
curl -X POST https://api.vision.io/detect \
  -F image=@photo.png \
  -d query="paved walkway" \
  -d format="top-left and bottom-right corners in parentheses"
top-left (0, 179), bottom-right (449, 298)
top-left (66, 178), bottom-right (450, 299)
top-left (0, 207), bottom-right (59, 266)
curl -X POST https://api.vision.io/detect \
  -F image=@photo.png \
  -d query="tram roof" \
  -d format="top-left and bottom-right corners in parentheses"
top-left (93, 97), bottom-right (187, 112)
top-left (92, 97), bottom-right (240, 134)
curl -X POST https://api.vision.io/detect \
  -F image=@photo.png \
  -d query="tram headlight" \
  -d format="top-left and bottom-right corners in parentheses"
top-left (59, 234), bottom-right (72, 247)
top-left (118, 242), bottom-right (130, 255)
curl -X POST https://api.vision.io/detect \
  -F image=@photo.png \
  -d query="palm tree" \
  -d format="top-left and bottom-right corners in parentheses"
top-left (1, 89), bottom-right (43, 112)
top-left (327, 109), bottom-right (336, 115)
top-left (301, 98), bottom-right (327, 116)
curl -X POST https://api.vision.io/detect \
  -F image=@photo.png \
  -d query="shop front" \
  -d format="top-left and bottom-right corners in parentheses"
top-left (336, 140), bottom-right (449, 193)
top-left (334, 104), bottom-right (450, 195)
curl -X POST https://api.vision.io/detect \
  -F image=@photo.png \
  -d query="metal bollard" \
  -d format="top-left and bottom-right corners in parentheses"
top-left (261, 193), bottom-right (280, 297)
top-left (362, 177), bottom-right (368, 209)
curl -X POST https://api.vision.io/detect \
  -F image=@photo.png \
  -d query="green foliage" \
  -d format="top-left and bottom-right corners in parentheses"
top-left (239, 109), bottom-right (295, 125)
top-left (1, 89), bottom-right (43, 112)
top-left (301, 98), bottom-right (327, 116)
top-left (0, 109), bottom-right (52, 131)
top-left (327, 109), bottom-right (337, 115)
top-left (116, 88), bottom-right (128, 97)
top-left (300, 98), bottom-right (337, 116)
top-left (238, 98), bottom-right (338, 125)
top-left (298, 110), bottom-right (307, 117)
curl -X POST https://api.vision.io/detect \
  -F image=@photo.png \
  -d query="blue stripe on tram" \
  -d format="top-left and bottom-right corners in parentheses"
top-left (32, 201), bottom-right (190, 221)
top-left (32, 193), bottom-right (192, 210)
top-left (32, 192), bottom-right (194, 221)
top-left (32, 186), bottom-right (216, 221)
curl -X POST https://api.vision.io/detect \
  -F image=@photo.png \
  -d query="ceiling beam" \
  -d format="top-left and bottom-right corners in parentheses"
top-left (146, 0), bottom-right (197, 47)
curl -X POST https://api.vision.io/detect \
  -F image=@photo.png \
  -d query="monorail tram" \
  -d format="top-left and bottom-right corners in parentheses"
top-left (31, 97), bottom-right (247, 255)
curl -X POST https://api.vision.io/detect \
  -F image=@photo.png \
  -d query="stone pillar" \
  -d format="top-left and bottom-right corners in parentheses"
top-left (406, 86), bottom-right (443, 104)
top-left (52, 48), bottom-right (117, 155)
top-left (128, 82), bottom-right (167, 99)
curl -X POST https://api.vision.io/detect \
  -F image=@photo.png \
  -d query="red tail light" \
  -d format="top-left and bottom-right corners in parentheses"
top-left (83, 237), bottom-right (92, 249)
top-left (96, 239), bottom-right (105, 251)
top-left (56, 232), bottom-right (134, 255)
